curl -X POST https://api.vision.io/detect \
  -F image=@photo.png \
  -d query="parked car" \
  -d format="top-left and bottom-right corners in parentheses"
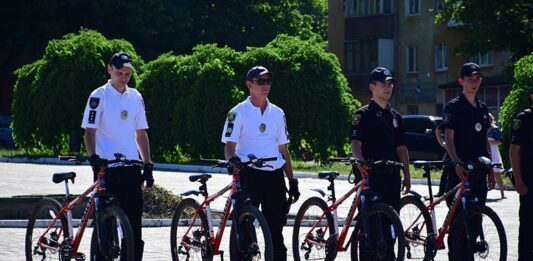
top-left (0, 115), bottom-right (15, 149)
top-left (402, 115), bottom-right (445, 161)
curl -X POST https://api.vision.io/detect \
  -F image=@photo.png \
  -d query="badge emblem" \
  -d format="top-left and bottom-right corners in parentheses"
top-left (121, 110), bottom-right (128, 120)
top-left (474, 122), bottom-right (482, 132)
top-left (376, 111), bottom-right (382, 117)
top-left (89, 97), bottom-right (100, 109)
top-left (227, 112), bottom-right (237, 122)
top-left (352, 114), bottom-right (361, 126)
top-left (259, 123), bottom-right (266, 133)
top-left (513, 119), bottom-right (521, 130)
top-left (393, 118), bottom-right (398, 128)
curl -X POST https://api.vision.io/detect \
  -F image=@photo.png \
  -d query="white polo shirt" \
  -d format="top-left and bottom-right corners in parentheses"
top-left (221, 97), bottom-right (289, 171)
top-left (81, 81), bottom-right (149, 160)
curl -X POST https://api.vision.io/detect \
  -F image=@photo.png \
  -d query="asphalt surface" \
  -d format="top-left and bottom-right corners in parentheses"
top-left (0, 162), bottom-right (519, 260)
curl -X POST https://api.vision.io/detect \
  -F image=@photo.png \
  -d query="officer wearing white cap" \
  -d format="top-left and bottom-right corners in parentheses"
top-left (510, 87), bottom-right (533, 261)
top-left (441, 62), bottom-right (495, 260)
top-left (221, 65), bottom-right (300, 261)
top-left (81, 51), bottom-right (153, 260)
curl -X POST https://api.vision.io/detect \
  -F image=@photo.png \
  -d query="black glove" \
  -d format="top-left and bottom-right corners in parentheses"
top-left (227, 156), bottom-right (241, 174)
top-left (88, 154), bottom-right (103, 173)
top-left (142, 162), bottom-right (154, 188)
top-left (288, 178), bottom-right (300, 203)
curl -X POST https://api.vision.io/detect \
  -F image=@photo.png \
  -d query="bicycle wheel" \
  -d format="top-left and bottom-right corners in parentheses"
top-left (448, 205), bottom-right (507, 261)
top-left (229, 205), bottom-right (273, 261)
top-left (170, 198), bottom-right (212, 261)
top-left (90, 205), bottom-right (134, 261)
top-left (399, 195), bottom-right (435, 260)
top-left (25, 198), bottom-right (69, 261)
top-left (292, 197), bottom-right (335, 261)
top-left (350, 202), bottom-right (405, 261)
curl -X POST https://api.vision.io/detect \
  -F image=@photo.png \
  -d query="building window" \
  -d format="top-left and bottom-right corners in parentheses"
top-left (471, 52), bottom-right (493, 67)
top-left (346, 0), bottom-right (393, 17)
top-left (406, 46), bottom-right (418, 73)
top-left (406, 0), bottom-right (420, 16)
top-left (434, 43), bottom-right (448, 71)
top-left (434, 0), bottom-right (444, 12)
top-left (345, 39), bottom-right (378, 74)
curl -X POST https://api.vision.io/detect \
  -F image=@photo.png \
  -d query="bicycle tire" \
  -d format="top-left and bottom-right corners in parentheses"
top-left (170, 198), bottom-right (212, 261)
top-left (25, 198), bottom-right (69, 261)
top-left (350, 202), bottom-right (405, 261)
top-left (90, 205), bottom-right (134, 261)
top-left (292, 197), bottom-right (335, 261)
top-left (229, 205), bottom-right (273, 261)
top-left (399, 195), bottom-right (435, 260)
top-left (448, 204), bottom-right (507, 261)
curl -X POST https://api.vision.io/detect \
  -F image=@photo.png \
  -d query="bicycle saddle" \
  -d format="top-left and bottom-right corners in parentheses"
top-left (52, 172), bottom-right (76, 183)
top-left (318, 171), bottom-right (339, 180)
top-left (189, 173), bottom-right (212, 182)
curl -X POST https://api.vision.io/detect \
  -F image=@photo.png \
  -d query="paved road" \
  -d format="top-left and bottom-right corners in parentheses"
top-left (0, 162), bottom-right (519, 260)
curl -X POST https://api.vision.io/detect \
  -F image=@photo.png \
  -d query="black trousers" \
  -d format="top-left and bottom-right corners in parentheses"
top-left (240, 167), bottom-right (287, 261)
top-left (445, 168), bottom-right (488, 260)
top-left (355, 167), bottom-right (401, 212)
top-left (519, 193), bottom-right (533, 261)
top-left (106, 166), bottom-right (144, 261)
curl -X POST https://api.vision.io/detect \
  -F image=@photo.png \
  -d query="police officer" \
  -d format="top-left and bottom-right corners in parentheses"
top-left (441, 62), bottom-right (495, 260)
top-left (82, 51), bottom-right (154, 261)
top-left (350, 66), bottom-right (411, 212)
top-left (221, 66), bottom-right (300, 261)
top-left (510, 87), bottom-right (533, 261)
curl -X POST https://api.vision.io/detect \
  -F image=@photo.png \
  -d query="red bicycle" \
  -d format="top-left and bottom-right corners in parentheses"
top-left (170, 154), bottom-right (274, 261)
top-left (399, 157), bottom-right (507, 260)
top-left (292, 157), bottom-right (405, 261)
top-left (25, 154), bottom-right (142, 261)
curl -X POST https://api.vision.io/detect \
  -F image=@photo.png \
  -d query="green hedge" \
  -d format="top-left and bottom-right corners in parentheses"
top-left (12, 29), bottom-right (143, 154)
top-left (499, 53), bottom-right (533, 166)
top-left (139, 35), bottom-right (359, 161)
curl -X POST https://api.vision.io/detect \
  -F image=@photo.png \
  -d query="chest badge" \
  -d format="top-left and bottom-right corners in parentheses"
top-left (259, 123), bottom-right (266, 133)
top-left (474, 122), bottom-right (482, 132)
top-left (393, 118), bottom-right (398, 128)
top-left (121, 110), bottom-right (128, 120)
top-left (376, 111), bottom-right (382, 117)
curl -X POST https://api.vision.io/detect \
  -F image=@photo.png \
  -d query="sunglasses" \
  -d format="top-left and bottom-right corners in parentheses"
top-left (253, 78), bottom-right (272, 85)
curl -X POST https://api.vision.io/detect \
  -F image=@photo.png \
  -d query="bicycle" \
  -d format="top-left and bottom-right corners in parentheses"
top-left (292, 157), bottom-right (405, 261)
top-left (25, 153), bottom-right (142, 261)
top-left (399, 157), bottom-right (507, 260)
top-left (170, 154), bottom-right (274, 261)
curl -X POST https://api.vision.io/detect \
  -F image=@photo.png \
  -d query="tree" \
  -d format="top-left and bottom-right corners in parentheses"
top-left (437, 0), bottom-right (533, 60)
top-left (498, 53), bottom-right (533, 166)
top-left (11, 29), bottom-right (143, 154)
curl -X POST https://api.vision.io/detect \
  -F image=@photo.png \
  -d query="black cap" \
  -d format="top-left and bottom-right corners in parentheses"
top-left (369, 67), bottom-right (395, 83)
top-left (460, 62), bottom-right (482, 77)
top-left (109, 52), bottom-right (134, 69)
top-left (246, 66), bottom-right (272, 80)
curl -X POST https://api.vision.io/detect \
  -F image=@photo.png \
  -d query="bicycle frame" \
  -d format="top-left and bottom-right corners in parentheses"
top-left (36, 172), bottom-right (104, 258)
top-left (304, 170), bottom-right (371, 252)
top-left (179, 172), bottom-right (244, 256)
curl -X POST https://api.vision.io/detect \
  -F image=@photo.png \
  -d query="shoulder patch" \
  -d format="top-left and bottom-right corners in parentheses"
top-left (513, 118), bottom-right (521, 130)
top-left (442, 113), bottom-right (451, 125)
top-left (227, 111), bottom-right (237, 123)
top-left (352, 113), bottom-right (361, 126)
top-left (89, 97), bottom-right (100, 109)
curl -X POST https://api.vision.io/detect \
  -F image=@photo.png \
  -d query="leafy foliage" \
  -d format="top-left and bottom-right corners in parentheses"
top-left (437, 0), bottom-right (533, 60)
top-left (139, 35), bottom-right (359, 161)
top-left (499, 53), bottom-right (533, 166)
top-left (12, 29), bottom-right (143, 154)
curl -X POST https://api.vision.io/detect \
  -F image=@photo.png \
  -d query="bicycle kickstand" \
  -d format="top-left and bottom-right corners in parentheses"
top-left (219, 250), bottom-right (224, 261)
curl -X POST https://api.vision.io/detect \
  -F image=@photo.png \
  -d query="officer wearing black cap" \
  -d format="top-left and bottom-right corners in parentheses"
top-left (441, 62), bottom-right (495, 260)
top-left (510, 86), bottom-right (533, 261)
top-left (221, 66), bottom-right (300, 261)
top-left (350, 67), bottom-right (411, 212)
top-left (82, 51), bottom-right (153, 260)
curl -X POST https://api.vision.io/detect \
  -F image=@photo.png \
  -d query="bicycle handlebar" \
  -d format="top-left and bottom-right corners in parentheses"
top-left (328, 157), bottom-right (403, 168)
top-left (201, 154), bottom-right (277, 169)
top-left (58, 154), bottom-right (144, 167)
